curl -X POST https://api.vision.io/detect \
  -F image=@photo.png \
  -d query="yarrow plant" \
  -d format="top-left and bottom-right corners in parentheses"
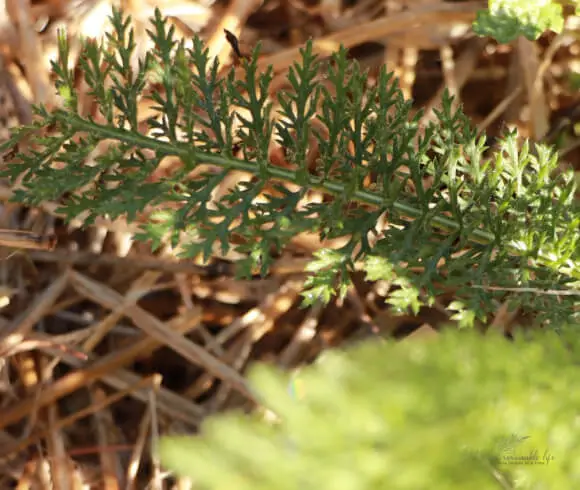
top-left (474, 0), bottom-right (567, 43)
top-left (1, 9), bottom-right (579, 327)
top-left (159, 328), bottom-right (580, 489)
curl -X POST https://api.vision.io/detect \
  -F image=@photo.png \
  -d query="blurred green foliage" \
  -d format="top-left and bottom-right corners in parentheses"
top-left (474, 0), bottom-right (566, 43)
top-left (160, 328), bottom-right (580, 489)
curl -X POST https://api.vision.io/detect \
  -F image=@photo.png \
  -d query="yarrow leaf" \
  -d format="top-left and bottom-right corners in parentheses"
top-left (1, 7), bottom-right (578, 326)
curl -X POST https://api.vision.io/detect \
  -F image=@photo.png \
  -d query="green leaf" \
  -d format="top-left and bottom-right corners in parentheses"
top-left (474, 0), bottom-right (564, 43)
top-left (160, 328), bottom-right (580, 489)
top-left (3, 7), bottom-right (578, 326)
